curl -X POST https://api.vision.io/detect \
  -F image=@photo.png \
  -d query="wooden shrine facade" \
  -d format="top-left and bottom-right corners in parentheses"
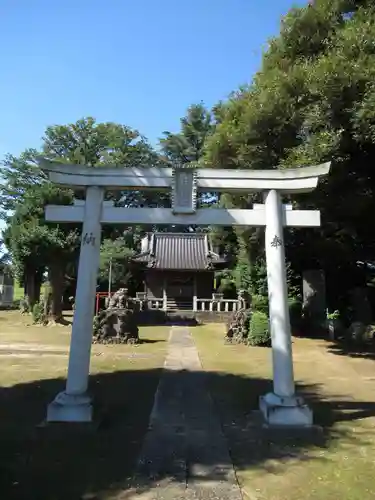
top-left (132, 232), bottom-right (227, 311)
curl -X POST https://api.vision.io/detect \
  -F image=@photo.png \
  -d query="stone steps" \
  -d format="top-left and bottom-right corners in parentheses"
top-left (167, 299), bottom-right (193, 311)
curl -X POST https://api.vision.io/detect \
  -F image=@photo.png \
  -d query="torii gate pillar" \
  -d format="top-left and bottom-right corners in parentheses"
top-left (260, 189), bottom-right (311, 426)
top-left (47, 186), bottom-right (104, 422)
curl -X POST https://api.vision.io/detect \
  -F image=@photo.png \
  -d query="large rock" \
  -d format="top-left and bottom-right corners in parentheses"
top-left (225, 307), bottom-right (252, 344)
top-left (302, 269), bottom-right (326, 326)
top-left (93, 288), bottom-right (139, 344)
top-left (347, 321), bottom-right (374, 345)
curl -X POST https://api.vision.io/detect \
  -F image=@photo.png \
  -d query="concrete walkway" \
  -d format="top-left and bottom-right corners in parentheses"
top-left (130, 326), bottom-right (243, 500)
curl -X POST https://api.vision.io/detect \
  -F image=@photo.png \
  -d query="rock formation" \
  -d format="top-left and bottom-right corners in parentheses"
top-left (93, 288), bottom-right (140, 344)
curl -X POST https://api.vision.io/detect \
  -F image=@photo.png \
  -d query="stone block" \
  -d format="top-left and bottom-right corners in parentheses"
top-left (259, 392), bottom-right (313, 427)
top-left (47, 391), bottom-right (92, 423)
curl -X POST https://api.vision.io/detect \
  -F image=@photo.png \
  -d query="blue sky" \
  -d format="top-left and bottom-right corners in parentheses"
top-left (0, 0), bottom-right (305, 159)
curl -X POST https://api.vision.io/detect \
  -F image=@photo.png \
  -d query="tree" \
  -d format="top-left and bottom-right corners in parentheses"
top-left (98, 238), bottom-right (140, 294)
top-left (0, 149), bottom-right (46, 217)
top-left (159, 103), bottom-right (217, 234)
top-left (42, 117), bottom-right (157, 167)
top-left (160, 103), bottom-right (214, 164)
top-left (42, 116), bottom-right (166, 210)
top-left (2, 117), bottom-right (163, 318)
top-left (204, 0), bottom-right (375, 301)
top-left (4, 183), bottom-right (78, 317)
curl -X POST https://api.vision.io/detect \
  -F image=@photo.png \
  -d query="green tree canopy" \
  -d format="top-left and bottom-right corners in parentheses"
top-left (160, 103), bottom-right (214, 164)
top-left (2, 117), bottom-right (164, 317)
top-left (204, 0), bottom-right (375, 301)
top-left (98, 238), bottom-right (138, 292)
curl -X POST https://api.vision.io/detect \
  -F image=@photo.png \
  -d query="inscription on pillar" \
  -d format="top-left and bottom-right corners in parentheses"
top-left (270, 235), bottom-right (282, 248)
top-left (83, 232), bottom-right (96, 246)
top-left (172, 162), bottom-right (198, 214)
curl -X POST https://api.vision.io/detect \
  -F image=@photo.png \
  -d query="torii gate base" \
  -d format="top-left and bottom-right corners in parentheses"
top-left (41, 160), bottom-right (330, 427)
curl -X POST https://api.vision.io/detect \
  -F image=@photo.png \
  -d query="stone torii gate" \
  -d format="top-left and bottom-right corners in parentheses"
top-left (40, 159), bottom-right (330, 426)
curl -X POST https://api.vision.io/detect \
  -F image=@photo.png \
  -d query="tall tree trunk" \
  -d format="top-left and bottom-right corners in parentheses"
top-left (24, 269), bottom-right (39, 310)
top-left (35, 276), bottom-right (42, 305)
top-left (49, 262), bottom-right (64, 323)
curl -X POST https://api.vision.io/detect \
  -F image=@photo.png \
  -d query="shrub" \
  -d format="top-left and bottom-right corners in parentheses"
top-left (326, 309), bottom-right (340, 320)
top-left (12, 299), bottom-right (21, 310)
top-left (251, 295), bottom-right (302, 327)
top-left (289, 296), bottom-right (302, 327)
top-left (19, 298), bottom-right (29, 314)
top-left (248, 310), bottom-right (270, 346)
top-left (93, 314), bottom-right (100, 335)
top-left (347, 322), bottom-right (374, 345)
top-left (251, 294), bottom-right (269, 314)
top-left (32, 302), bottom-right (45, 324)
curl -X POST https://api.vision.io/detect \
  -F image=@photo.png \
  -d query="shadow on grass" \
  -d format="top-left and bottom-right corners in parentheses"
top-left (327, 340), bottom-right (375, 360)
top-left (293, 324), bottom-right (329, 340)
top-left (138, 338), bottom-right (166, 344)
top-left (0, 368), bottom-right (374, 500)
top-left (293, 322), bottom-right (375, 361)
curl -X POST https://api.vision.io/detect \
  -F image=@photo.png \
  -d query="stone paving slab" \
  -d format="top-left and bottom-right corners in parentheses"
top-left (130, 327), bottom-right (243, 500)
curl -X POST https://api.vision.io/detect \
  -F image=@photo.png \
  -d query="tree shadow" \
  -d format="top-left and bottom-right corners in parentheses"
top-left (60, 311), bottom-right (74, 326)
top-left (138, 338), bottom-right (165, 344)
top-left (53, 316), bottom-right (73, 327)
top-left (292, 319), bottom-right (375, 361)
top-left (327, 339), bottom-right (375, 360)
top-left (0, 368), bottom-right (373, 500)
top-left (292, 316), bottom-right (375, 361)
top-left (293, 322), bottom-right (329, 340)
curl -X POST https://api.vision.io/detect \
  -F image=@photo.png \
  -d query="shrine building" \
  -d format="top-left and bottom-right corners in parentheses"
top-left (132, 232), bottom-right (227, 311)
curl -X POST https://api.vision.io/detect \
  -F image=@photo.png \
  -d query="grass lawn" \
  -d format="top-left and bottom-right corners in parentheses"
top-left (192, 323), bottom-right (375, 500)
top-left (0, 311), bottom-right (168, 500)
top-left (13, 282), bottom-right (26, 301)
top-left (13, 282), bottom-right (48, 301)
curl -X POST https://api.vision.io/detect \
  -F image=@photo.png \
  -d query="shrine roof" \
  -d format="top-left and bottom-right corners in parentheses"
top-left (132, 232), bottom-right (227, 270)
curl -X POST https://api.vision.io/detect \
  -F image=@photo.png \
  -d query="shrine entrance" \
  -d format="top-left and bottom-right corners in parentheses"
top-left (167, 276), bottom-right (193, 299)
top-left (40, 159), bottom-right (330, 426)
top-left (132, 231), bottom-right (226, 311)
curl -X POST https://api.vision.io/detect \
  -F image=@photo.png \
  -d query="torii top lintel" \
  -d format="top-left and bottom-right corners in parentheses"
top-left (39, 159), bottom-right (330, 195)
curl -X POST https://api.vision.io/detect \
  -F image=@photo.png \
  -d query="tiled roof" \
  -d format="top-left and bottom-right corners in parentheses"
top-left (133, 232), bottom-right (226, 270)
